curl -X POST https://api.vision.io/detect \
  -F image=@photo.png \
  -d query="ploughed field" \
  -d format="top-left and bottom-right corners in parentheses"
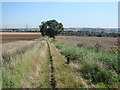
top-left (1, 32), bottom-right (42, 44)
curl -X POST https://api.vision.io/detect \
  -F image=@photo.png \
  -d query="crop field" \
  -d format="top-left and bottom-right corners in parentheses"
top-left (55, 36), bottom-right (118, 51)
top-left (1, 32), bottom-right (42, 44)
top-left (1, 35), bottom-right (119, 88)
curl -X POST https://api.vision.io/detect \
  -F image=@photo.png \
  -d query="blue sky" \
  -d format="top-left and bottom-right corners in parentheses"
top-left (2, 2), bottom-right (118, 28)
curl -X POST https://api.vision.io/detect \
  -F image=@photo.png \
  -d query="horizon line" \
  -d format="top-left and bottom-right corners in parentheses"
top-left (2, 26), bottom-right (118, 28)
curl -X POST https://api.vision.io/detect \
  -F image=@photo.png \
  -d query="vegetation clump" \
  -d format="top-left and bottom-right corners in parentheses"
top-left (52, 40), bottom-right (118, 88)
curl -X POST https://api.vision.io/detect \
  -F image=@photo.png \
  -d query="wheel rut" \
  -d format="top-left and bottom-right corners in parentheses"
top-left (46, 40), bottom-right (56, 88)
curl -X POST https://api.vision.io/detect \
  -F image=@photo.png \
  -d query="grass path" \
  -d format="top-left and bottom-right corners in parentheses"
top-left (20, 40), bottom-right (50, 88)
top-left (48, 40), bottom-right (88, 88)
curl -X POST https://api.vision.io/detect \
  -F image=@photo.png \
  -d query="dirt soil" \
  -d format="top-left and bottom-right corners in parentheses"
top-left (1, 33), bottom-right (42, 44)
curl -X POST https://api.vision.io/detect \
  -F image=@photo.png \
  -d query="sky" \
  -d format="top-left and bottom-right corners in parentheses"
top-left (2, 2), bottom-right (118, 28)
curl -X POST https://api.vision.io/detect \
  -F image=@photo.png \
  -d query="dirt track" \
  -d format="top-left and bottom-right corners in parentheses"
top-left (46, 40), bottom-right (56, 88)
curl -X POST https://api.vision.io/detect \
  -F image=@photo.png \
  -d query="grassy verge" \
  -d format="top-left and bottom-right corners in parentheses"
top-left (50, 39), bottom-right (118, 88)
top-left (20, 41), bottom-right (50, 88)
top-left (49, 41), bottom-right (84, 88)
top-left (2, 39), bottom-right (44, 88)
top-left (2, 41), bottom-right (37, 63)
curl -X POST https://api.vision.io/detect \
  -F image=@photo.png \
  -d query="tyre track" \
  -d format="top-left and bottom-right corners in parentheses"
top-left (46, 40), bottom-right (56, 88)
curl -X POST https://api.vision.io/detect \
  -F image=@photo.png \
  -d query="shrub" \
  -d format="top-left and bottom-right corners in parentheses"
top-left (80, 61), bottom-right (101, 82)
top-left (95, 69), bottom-right (118, 85)
top-left (95, 52), bottom-right (118, 71)
top-left (61, 46), bottom-right (77, 60)
top-left (80, 60), bottom-right (118, 86)
top-left (61, 45), bottom-right (95, 61)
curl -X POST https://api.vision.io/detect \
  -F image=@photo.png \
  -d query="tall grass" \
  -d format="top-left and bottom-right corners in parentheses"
top-left (20, 42), bottom-right (51, 88)
top-left (2, 40), bottom-right (44, 88)
top-left (51, 39), bottom-right (118, 88)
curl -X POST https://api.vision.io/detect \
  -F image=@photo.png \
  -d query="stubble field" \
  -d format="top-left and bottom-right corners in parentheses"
top-left (55, 36), bottom-right (118, 51)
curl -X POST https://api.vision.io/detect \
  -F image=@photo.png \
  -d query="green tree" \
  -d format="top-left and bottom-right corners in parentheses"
top-left (39, 20), bottom-right (64, 38)
top-left (39, 21), bottom-right (47, 37)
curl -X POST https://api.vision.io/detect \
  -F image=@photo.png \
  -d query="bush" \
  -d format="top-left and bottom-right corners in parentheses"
top-left (80, 60), bottom-right (118, 86)
top-left (53, 41), bottom-right (83, 61)
top-left (80, 61), bottom-right (101, 82)
top-left (95, 69), bottom-right (118, 85)
top-left (95, 52), bottom-right (118, 71)
top-left (61, 46), bottom-right (78, 60)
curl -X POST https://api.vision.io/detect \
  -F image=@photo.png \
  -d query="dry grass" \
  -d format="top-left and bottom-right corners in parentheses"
top-left (2, 41), bottom-right (36, 54)
top-left (2, 40), bottom-right (38, 63)
top-left (55, 36), bottom-right (118, 51)
top-left (2, 40), bottom-right (44, 88)
top-left (2, 38), bottom-right (46, 64)
top-left (20, 41), bottom-right (50, 88)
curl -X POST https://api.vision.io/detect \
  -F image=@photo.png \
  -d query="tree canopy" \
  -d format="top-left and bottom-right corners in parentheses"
top-left (39, 20), bottom-right (64, 38)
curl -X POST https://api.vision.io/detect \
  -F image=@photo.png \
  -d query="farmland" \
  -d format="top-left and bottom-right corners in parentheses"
top-left (1, 32), bottom-right (42, 44)
top-left (1, 34), bottom-right (119, 88)
top-left (55, 36), bottom-right (118, 52)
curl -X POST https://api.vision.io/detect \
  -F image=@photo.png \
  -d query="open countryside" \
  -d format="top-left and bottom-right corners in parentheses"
top-left (1, 2), bottom-right (119, 89)
top-left (1, 30), bottom-right (119, 88)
